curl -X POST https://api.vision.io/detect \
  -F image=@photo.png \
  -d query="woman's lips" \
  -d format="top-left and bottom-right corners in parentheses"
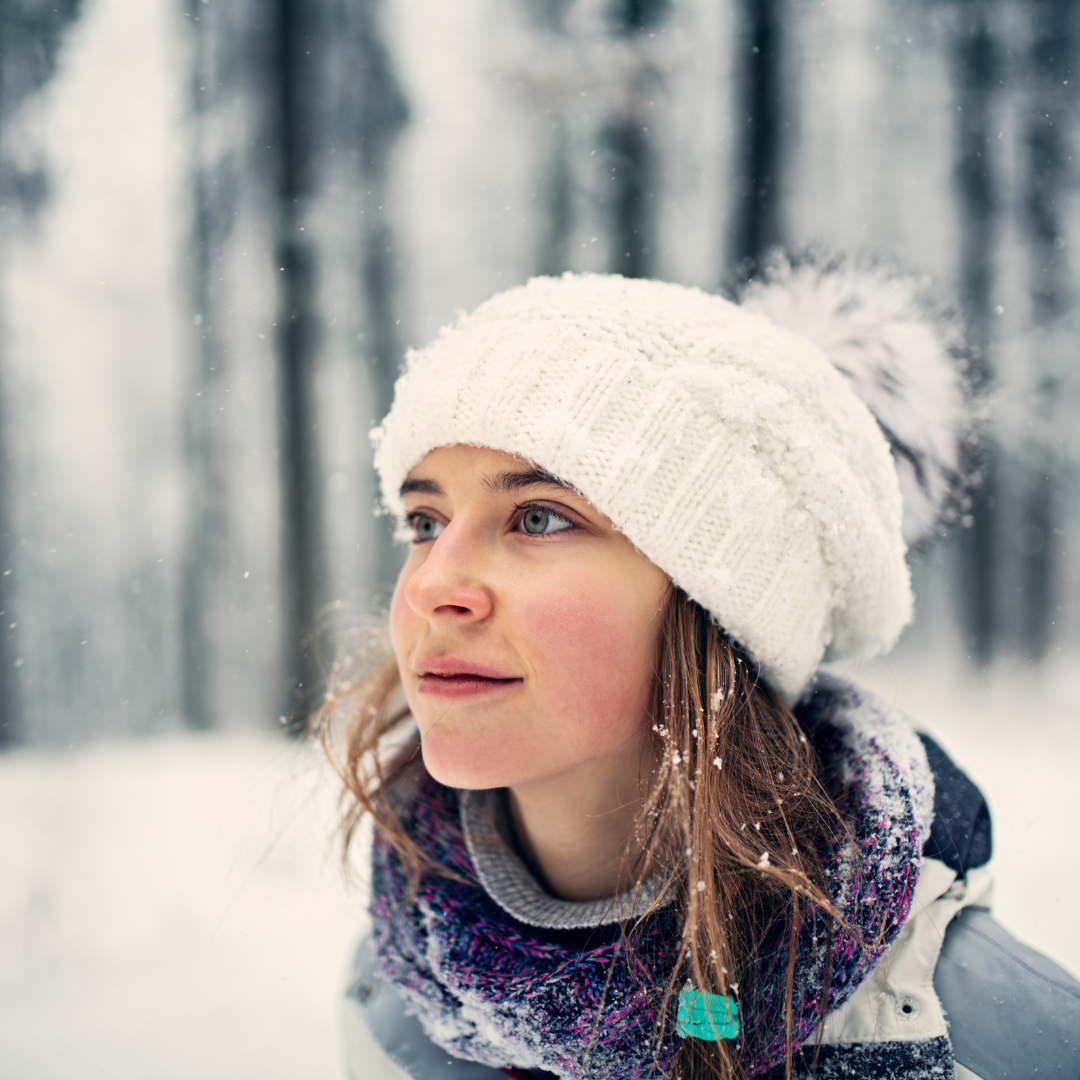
top-left (415, 671), bottom-right (522, 699)
top-left (412, 660), bottom-right (522, 704)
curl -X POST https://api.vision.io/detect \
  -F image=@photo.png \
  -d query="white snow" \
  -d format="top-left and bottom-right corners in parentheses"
top-left (0, 733), bottom-right (370, 1080)
top-left (1, 657), bottom-right (1077, 1078)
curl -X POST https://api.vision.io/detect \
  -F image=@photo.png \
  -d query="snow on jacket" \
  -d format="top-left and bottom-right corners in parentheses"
top-left (343, 679), bottom-right (1080, 1079)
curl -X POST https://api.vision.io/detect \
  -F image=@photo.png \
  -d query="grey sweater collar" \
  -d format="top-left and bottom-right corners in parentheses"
top-left (459, 787), bottom-right (670, 930)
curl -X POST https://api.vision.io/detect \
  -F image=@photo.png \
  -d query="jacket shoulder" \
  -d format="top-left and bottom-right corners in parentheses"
top-left (917, 732), bottom-right (993, 875)
top-left (934, 907), bottom-right (1080, 1080)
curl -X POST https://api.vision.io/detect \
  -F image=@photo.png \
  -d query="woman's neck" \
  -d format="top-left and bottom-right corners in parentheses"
top-left (506, 743), bottom-right (654, 902)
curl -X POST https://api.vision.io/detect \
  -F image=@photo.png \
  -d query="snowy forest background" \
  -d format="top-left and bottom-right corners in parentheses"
top-left (1, 0), bottom-right (1078, 743)
top-left (1, 0), bottom-right (1079, 1077)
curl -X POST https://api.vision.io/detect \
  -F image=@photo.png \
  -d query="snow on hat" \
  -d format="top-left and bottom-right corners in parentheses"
top-left (372, 267), bottom-right (970, 700)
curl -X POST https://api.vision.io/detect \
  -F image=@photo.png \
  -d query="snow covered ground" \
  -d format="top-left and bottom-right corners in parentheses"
top-left (0, 734), bottom-right (370, 1080)
top-left (1, 655), bottom-right (1077, 1080)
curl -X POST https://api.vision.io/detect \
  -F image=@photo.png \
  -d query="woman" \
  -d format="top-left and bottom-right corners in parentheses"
top-left (320, 265), bottom-right (1080, 1079)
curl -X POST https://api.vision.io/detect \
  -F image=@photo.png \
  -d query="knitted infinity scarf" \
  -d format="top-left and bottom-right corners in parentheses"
top-left (369, 678), bottom-right (935, 1079)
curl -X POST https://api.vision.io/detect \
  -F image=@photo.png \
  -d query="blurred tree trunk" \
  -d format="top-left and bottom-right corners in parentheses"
top-left (345, 0), bottom-right (410, 595)
top-left (273, 0), bottom-right (325, 729)
top-left (536, 115), bottom-right (573, 277)
top-left (0, 0), bottom-right (84, 745)
top-left (729, 0), bottom-right (783, 272)
top-left (1021, 0), bottom-right (1074, 660)
top-left (606, 0), bottom-right (669, 279)
top-left (952, 0), bottom-right (1000, 665)
top-left (180, 0), bottom-right (244, 731)
top-left (0, 184), bottom-right (19, 746)
top-left (0, 289), bottom-right (19, 744)
top-left (524, 0), bottom-right (574, 277)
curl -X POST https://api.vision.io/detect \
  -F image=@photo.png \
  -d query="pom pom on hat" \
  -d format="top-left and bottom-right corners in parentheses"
top-left (373, 272), bottom-right (919, 701)
top-left (738, 250), bottom-right (977, 548)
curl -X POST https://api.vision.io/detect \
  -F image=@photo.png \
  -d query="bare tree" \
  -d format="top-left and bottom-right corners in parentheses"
top-left (1021, 0), bottom-right (1074, 659)
top-left (339, 0), bottom-right (410, 594)
top-left (606, 0), bottom-right (669, 279)
top-left (951, 0), bottom-right (1000, 664)
top-left (272, 0), bottom-right (326, 728)
top-left (729, 0), bottom-right (783, 272)
top-left (522, 0), bottom-right (575, 277)
top-left (179, 0), bottom-right (249, 730)
top-left (0, 0), bottom-right (84, 746)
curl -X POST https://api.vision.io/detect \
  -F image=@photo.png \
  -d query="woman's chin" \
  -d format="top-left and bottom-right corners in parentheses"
top-left (419, 734), bottom-right (521, 790)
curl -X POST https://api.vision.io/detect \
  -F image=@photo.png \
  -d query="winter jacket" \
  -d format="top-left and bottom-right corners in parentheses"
top-left (343, 679), bottom-right (1080, 1079)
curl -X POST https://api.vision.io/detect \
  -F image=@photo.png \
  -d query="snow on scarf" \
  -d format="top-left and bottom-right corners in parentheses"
top-left (368, 678), bottom-right (935, 1078)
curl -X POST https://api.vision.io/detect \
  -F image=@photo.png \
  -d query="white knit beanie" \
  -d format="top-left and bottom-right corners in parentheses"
top-left (373, 264), bottom-right (971, 700)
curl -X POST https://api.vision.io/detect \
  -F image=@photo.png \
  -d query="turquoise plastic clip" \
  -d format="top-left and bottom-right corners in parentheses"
top-left (675, 982), bottom-right (740, 1041)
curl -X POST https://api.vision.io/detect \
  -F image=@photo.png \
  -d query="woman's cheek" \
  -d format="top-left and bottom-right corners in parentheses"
top-left (518, 580), bottom-right (654, 749)
top-left (389, 570), bottom-right (424, 720)
top-left (389, 570), bottom-right (414, 662)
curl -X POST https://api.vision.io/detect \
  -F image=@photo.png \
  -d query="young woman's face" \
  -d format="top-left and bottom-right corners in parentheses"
top-left (390, 444), bottom-right (669, 791)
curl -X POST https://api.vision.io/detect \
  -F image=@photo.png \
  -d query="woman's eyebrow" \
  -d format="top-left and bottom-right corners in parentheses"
top-left (482, 467), bottom-right (572, 495)
top-left (399, 477), bottom-right (444, 497)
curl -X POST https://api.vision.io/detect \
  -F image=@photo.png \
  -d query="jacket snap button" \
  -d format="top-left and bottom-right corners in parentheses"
top-left (896, 996), bottom-right (920, 1019)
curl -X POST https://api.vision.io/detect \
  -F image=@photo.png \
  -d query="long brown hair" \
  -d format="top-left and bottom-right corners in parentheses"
top-left (314, 585), bottom-right (849, 1080)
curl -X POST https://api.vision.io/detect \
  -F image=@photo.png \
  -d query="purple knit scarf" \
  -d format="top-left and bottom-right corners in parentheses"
top-left (369, 677), bottom-right (934, 1078)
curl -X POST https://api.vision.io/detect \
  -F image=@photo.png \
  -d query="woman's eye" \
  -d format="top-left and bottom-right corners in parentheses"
top-left (519, 507), bottom-right (573, 535)
top-left (410, 514), bottom-right (445, 542)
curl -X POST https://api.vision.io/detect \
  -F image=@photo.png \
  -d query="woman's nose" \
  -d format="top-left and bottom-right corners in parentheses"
top-left (403, 524), bottom-right (494, 623)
